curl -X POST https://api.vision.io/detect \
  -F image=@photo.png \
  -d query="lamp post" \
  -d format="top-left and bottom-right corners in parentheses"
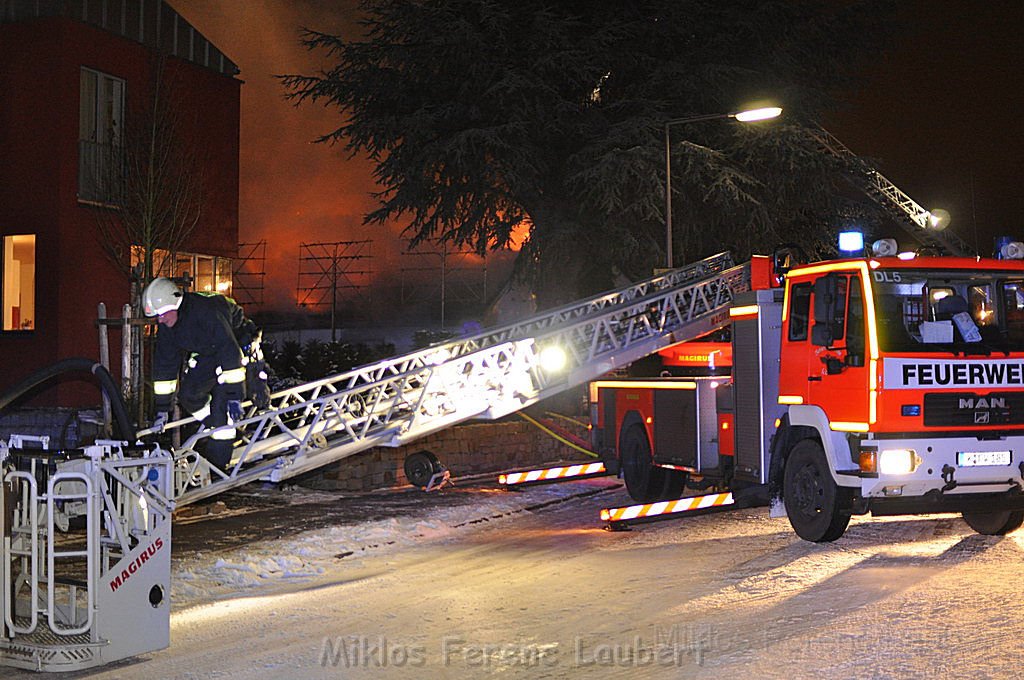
top-left (664, 106), bottom-right (782, 269)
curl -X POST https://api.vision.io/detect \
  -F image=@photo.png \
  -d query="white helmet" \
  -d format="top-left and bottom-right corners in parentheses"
top-left (142, 277), bottom-right (183, 316)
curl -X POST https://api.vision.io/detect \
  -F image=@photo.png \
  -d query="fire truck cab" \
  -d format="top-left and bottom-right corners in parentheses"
top-left (593, 240), bottom-right (1024, 541)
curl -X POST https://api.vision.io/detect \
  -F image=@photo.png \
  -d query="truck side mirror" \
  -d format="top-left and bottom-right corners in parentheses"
top-left (823, 356), bottom-right (845, 374)
top-left (811, 274), bottom-right (838, 346)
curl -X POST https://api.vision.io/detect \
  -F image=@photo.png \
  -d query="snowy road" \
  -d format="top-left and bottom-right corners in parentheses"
top-left (17, 478), bottom-right (1024, 679)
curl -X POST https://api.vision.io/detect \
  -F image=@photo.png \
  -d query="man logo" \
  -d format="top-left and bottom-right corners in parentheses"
top-left (975, 412), bottom-right (991, 424)
top-left (959, 397), bottom-right (1006, 409)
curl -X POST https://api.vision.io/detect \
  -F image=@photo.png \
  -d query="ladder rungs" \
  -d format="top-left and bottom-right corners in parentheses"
top-left (52, 550), bottom-right (89, 559)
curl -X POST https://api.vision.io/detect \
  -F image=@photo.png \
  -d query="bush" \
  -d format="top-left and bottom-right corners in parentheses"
top-left (263, 339), bottom-right (397, 389)
top-left (412, 329), bottom-right (456, 349)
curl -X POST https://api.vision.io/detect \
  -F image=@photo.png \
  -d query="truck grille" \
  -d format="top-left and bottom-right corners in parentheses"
top-left (923, 392), bottom-right (1024, 426)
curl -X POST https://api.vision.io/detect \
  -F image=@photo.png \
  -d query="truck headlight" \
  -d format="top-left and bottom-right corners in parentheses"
top-left (878, 448), bottom-right (919, 475)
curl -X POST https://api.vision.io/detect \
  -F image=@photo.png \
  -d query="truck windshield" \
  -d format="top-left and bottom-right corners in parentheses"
top-left (871, 269), bottom-right (1024, 354)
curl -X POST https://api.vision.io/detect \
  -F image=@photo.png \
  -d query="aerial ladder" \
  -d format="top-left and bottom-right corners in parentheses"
top-left (808, 126), bottom-right (973, 257)
top-left (137, 252), bottom-right (750, 507)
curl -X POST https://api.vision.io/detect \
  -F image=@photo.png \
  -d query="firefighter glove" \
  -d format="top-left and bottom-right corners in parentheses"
top-left (227, 400), bottom-right (244, 422)
top-left (152, 411), bottom-right (169, 433)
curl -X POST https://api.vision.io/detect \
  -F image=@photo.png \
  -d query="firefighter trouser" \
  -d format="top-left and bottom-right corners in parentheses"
top-left (177, 356), bottom-right (238, 472)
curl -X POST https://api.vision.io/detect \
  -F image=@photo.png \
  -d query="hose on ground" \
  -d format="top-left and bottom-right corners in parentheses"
top-left (0, 358), bottom-right (135, 442)
top-left (517, 412), bottom-right (598, 459)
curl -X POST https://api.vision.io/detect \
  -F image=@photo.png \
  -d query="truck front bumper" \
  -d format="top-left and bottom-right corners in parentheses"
top-left (856, 435), bottom-right (1024, 512)
top-left (865, 488), bottom-right (1024, 516)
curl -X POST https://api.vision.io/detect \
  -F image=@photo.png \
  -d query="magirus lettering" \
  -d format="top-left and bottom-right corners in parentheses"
top-left (108, 537), bottom-right (165, 592)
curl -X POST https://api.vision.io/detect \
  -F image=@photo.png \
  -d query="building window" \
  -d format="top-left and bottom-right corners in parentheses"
top-left (79, 67), bottom-right (125, 204)
top-left (3, 235), bottom-right (36, 331)
top-left (131, 247), bottom-right (233, 297)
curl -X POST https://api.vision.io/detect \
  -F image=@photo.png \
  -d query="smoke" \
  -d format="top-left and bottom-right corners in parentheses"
top-left (171, 0), bottom-right (515, 319)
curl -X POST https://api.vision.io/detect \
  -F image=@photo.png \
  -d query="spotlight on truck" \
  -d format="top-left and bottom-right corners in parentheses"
top-left (538, 345), bottom-right (568, 373)
top-left (871, 238), bottom-right (898, 257)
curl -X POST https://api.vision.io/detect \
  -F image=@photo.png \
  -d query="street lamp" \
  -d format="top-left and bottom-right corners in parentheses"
top-left (664, 106), bottom-right (782, 268)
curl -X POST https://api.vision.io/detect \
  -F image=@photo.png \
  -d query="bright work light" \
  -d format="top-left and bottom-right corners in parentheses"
top-left (538, 345), bottom-right (568, 372)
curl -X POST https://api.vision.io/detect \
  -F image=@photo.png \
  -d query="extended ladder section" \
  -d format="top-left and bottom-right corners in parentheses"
top-left (138, 252), bottom-right (751, 506)
top-left (0, 438), bottom-right (173, 672)
top-left (809, 126), bottom-right (973, 257)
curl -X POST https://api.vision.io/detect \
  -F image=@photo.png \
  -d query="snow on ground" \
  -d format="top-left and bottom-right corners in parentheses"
top-left (170, 478), bottom-right (619, 609)
top-left (155, 486), bottom-right (1024, 680)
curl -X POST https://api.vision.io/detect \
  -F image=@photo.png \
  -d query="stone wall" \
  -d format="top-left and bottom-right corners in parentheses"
top-left (311, 418), bottom-right (590, 491)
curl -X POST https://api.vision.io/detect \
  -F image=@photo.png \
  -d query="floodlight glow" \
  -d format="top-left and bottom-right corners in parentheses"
top-left (538, 345), bottom-right (568, 372)
top-left (838, 231), bottom-right (864, 253)
top-left (929, 208), bottom-right (951, 231)
top-left (733, 106), bottom-right (783, 122)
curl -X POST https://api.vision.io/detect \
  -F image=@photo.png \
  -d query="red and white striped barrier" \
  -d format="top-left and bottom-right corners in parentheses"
top-left (498, 462), bottom-right (607, 486)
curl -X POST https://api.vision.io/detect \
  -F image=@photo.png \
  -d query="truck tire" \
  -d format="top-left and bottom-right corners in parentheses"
top-left (783, 439), bottom-right (852, 542)
top-left (961, 510), bottom-right (1024, 536)
top-left (620, 423), bottom-right (665, 502)
top-left (404, 450), bottom-right (443, 488)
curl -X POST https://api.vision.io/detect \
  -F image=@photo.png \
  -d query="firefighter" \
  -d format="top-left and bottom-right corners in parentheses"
top-left (142, 277), bottom-right (269, 471)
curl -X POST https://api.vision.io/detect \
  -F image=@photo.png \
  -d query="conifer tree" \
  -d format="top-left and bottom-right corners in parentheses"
top-left (282, 0), bottom-right (895, 303)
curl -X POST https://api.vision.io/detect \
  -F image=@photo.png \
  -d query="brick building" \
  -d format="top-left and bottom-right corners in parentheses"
top-left (0, 0), bottom-right (240, 404)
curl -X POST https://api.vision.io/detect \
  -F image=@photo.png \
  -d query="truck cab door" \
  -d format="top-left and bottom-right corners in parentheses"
top-left (807, 273), bottom-right (870, 425)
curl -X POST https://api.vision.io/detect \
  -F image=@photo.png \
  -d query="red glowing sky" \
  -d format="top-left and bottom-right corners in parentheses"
top-left (173, 1), bottom-right (368, 310)
top-left (171, 1), bottom-right (1024, 313)
top-left (173, 0), bottom-right (514, 315)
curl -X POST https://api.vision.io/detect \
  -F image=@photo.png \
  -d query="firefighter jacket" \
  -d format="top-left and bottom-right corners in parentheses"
top-left (151, 292), bottom-right (258, 411)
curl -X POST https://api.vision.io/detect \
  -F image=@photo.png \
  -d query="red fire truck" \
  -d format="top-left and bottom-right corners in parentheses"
top-left (591, 239), bottom-right (1024, 541)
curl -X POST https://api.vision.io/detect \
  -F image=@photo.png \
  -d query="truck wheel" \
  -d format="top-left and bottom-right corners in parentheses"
top-left (961, 510), bottom-right (1024, 535)
top-left (783, 439), bottom-right (852, 542)
top-left (620, 424), bottom-right (664, 502)
top-left (404, 450), bottom-right (443, 488)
